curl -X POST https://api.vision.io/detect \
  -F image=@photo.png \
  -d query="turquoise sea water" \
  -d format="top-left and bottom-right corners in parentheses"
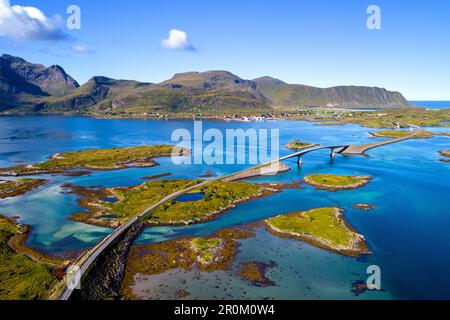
top-left (0, 114), bottom-right (449, 299)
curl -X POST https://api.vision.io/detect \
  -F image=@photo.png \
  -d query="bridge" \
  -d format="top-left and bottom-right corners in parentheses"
top-left (280, 145), bottom-right (350, 167)
top-left (58, 123), bottom-right (422, 300)
top-left (341, 123), bottom-right (422, 154)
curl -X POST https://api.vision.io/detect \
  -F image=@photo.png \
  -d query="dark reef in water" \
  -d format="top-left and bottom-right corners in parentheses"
top-left (71, 222), bottom-right (144, 300)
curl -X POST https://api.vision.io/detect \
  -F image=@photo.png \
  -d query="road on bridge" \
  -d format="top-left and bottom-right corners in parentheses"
top-left (59, 123), bottom-right (421, 300)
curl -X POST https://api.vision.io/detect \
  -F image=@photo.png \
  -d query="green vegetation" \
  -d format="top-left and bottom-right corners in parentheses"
top-left (370, 130), bottom-right (433, 139)
top-left (190, 238), bottom-right (223, 263)
top-left (147, 181), bottom-right (262, 224)
top-left (339, 108), bottom-right (450, 128)
top-left (0, 215), bottom-right (57, 300)
top-left (71, 179), bottom-right (265, 227)
top-left (288, 108), bottom-right (450, 129)
top-left (266, 207), bottom-right (368, 255)
top-left (0, 178), bottom-right (47, 198)
top-left (1, 145), bottom-right (184, 176)
top-left (285, 141), bottom-right (316, 150)
top-left (70, 180), bottom-right (198, 227)
top-left (107, 180), bottom-right (198, 220)
top-left (303, 174), bottom-right (371, 191)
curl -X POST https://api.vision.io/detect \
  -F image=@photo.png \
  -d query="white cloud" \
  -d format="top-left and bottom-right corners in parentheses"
top-left (161, 29), bottom-right (195, 51)
top-left (0, 0), bottom-right (67, 41)
top-left (71, 45), bottom-right (94, 54)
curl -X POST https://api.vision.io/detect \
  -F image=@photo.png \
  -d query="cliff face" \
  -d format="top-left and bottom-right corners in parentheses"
top-left (0, 54), bottom-right (411, 114)
top-left (0, 54), bottom-right (79, 97)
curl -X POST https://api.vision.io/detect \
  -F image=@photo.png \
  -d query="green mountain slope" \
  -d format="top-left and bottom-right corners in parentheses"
top-left (253, 77), bottom-right (408, 109)
top-left (0, 54), bottom-right (411, 115)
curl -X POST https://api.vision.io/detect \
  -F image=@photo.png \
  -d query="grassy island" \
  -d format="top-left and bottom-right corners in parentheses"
top-left (69, 179), bottom-right (285, 227)
top-left (370, 130), bottom-right (433, 139)
top-left (0, 178), bottom-right (47, 199)
top-left (265, 207), bottom-right (370, 256)
top-left (303, 174), bottom-right (372, 191)
top-left (0, 215), bottom-right (57, 300)
top-left (0, 145), bottom-right (187, 176)
top-left (285, 141), bottom-right (317, 150)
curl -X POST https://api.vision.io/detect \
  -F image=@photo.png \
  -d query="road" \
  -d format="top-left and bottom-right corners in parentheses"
top-left (59, 123), bottom-right (421, 300)
top-left (342, 123), bottom-right (422, 154)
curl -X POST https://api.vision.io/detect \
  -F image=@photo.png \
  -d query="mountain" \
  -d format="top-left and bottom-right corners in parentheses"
top-left (0, 54), bottom-right (80, 111)
top-left (253, 77), bottom-right (408, 109)
top-left (0, 54), bottom-right (411, 114)
top-left (0, 54), bottom-right (79, 96)
top-left (161, 71), bottom-right (258, 90)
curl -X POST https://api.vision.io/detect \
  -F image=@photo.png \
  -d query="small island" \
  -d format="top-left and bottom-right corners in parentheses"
top-left (439, 150), bottom-right (450, 158)
top-left (265, 207), bottom-right (370, 256)
top-left (353, 204), bottom-right (376, 211)
top-left (285, 141), bottom-right (317, 150)
top-left (370, 130), bottom-right (433, 139)
top-left (0, 145), bottom-right (188, 176)
top-left (303, 174), bottom-right (372, 191)
top-left (0, 178), bottom-right (47, 199)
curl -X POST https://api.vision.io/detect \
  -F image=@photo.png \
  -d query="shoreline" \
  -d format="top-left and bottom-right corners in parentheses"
top-left (7, 223), bottom-right (70, 268)
top-left (2, 107), bottom-right (449, 130)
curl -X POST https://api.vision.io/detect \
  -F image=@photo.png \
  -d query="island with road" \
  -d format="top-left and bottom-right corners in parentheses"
top-left (0, 119), bottom-right (443, 300)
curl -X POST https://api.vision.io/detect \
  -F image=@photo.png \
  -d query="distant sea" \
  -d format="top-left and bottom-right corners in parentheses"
top-left (409, 101), bottom-right (450, 109)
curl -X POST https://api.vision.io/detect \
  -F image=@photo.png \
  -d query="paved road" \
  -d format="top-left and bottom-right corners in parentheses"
top-left (342, 123), bottom-right (422, 154)
top-left (59, 124), bottom-right (421, 300)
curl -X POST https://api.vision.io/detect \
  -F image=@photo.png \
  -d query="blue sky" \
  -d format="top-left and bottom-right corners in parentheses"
top-left (1, 0), bottom-right (449, 100)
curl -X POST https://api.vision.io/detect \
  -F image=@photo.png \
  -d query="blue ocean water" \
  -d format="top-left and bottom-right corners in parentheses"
top-left (0, 115), bottom-right (449, 299)
top-left (410, 101), bottom-right (450, 109)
